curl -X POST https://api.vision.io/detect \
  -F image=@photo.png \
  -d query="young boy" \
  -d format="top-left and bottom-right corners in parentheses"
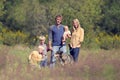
top-left (62, 26), bottom-right (71, 44)
top-left (38, 35), bottom-right (48, 67)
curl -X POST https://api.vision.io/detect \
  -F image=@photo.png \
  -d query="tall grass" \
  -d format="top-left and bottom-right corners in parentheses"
top-left (0, 45), bottom-right (120, 80)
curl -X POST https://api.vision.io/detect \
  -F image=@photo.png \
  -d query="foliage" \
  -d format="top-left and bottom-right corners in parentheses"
top-left (4, 0), bottom-right (49, 35)
top-left (0, 0), bottom-right (119, 49)
top-left (100, 0), bottom-right (120, 35)
top-left (96, 32), bottom-right (120, 50)
top-left (0, 0), bottom-right (5, 17)
top-left (1, 28), bottom-right (28, 46)
top-left (112, 34), bottom-right (120, 49)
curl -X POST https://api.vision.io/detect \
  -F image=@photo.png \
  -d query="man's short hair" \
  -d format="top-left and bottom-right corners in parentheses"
top-left (55, 15), bottom-right (63, 20)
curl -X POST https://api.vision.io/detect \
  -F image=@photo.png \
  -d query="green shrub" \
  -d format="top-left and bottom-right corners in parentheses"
top-left (97, 32), bottom-right (120, 50)
top-left (83, 31), bottom-right (100, 49)
top-left (100, 35), bottom-right (113, 50)
top-left (2, 28), bottom-right (28, 46)
top-left (113, 35), bottom-right (120, 49)
top-left (0, 22), bottom-right (3, 44)
top-left (0, 32), bottom-right (3, 44)
top-left (15, 31), bottom-right (28, 44)
top-left (97, 32), bottom-right (113, 49)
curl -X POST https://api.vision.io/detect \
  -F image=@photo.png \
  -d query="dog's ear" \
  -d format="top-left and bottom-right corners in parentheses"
top-left (28, 54), bottom-right (32, 60)
top-left (29, 51), bottom-right (37, 60)
top-left (29, 53), bottom-right (34, 60)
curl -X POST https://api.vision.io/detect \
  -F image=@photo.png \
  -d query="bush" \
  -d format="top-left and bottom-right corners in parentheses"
top-left (83, 31), bottom-right (100, 50)
top-left (113, 35), bottom-right (120, 49)
top-left (97, 32), bottom-right (120, 50)
top-left (1, 28), bottom-right (28, 46)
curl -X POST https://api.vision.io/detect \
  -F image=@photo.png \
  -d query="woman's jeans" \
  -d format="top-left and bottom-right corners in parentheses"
top-left (70, 47), bottom-right (80, 62)
top-left (50, 45), bottom-right (67, 68)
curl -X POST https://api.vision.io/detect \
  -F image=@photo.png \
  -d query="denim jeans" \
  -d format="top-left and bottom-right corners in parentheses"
top-left (70, 47), bottom-right (80, 62)
top-left (50, 45), bottom-right (67, 68)
top-left (40, 59), bottom-right (47, 67)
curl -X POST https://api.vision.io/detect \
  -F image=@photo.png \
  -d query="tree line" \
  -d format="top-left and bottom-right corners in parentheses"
top-left (0, 0), bottom-right (120, 49)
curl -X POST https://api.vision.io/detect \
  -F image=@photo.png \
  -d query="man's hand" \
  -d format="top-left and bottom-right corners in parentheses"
top-left (48, 46), bottom-right (52, 51)
top-left (48, 41), bottom-right (53, 51)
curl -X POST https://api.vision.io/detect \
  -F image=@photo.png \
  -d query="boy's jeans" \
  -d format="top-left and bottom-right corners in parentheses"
top-left (40, 59), bottom-right (47, 67)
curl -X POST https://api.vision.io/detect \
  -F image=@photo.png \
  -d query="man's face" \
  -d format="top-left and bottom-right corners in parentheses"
top-left (56, 17), bottom-right (62, 25)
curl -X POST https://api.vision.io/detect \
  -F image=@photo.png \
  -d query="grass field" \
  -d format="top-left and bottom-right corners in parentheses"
top-left (0, 45), bottom-right (120, 80)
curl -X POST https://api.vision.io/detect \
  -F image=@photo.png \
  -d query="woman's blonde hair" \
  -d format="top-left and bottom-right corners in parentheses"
top-left (72, 18), bottom-right (81, 31)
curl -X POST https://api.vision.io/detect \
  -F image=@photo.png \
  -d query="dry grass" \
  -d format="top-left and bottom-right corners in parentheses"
top-left (0, 45), bottom-right (120, 80)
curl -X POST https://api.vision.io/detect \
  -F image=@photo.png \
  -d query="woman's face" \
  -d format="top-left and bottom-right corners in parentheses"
top-left (72, 20), bottom-right (78, 28)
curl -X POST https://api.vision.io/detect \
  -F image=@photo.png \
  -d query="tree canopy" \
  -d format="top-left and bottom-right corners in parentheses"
top-left (0, 0), bottom-right (120, 48)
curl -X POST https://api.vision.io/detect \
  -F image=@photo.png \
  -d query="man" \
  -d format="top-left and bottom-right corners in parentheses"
top-left (48, 15), bottom-right (67, 67)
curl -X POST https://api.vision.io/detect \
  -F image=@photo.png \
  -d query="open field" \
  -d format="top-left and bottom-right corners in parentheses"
top-left (0, 45), bottom-right (120, 80)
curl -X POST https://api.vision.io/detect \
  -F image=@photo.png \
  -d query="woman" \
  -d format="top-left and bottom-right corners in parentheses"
top-left (69, 19), bottom-right (84, 62)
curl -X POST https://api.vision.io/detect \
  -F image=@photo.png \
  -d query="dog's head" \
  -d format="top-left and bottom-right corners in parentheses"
top-left (29, 51), bottom-right (43, 63)
top-left (56, 51), bottom-right (63, 55)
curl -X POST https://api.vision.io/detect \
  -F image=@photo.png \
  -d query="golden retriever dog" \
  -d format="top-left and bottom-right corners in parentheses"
top-left (28, 50), bottom-right (43, 69)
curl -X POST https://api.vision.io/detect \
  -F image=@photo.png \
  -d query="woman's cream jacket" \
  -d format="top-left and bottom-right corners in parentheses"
top-left (70, 27), bottom-right (84, 48)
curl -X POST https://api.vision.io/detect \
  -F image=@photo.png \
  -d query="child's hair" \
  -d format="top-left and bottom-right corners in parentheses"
top-left (64, 26), bottom-right (69, 30)
top-left (39, 35), bottom-right (46, 41)
top-left (38, 46), bottom-right (44, 50)
top-left (38, 46), bottom-right (44, 55)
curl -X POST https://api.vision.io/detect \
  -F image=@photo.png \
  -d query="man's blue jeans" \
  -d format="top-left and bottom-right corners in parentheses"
top-left (50, 45), bottom-right (67, 67)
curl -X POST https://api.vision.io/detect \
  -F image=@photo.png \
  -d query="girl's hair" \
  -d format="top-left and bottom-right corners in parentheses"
top-left (72, 19), bottom-right (81, 31)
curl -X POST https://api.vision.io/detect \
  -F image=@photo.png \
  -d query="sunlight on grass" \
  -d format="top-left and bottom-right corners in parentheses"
top-left (0, 45), bottom-right (120, 80)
